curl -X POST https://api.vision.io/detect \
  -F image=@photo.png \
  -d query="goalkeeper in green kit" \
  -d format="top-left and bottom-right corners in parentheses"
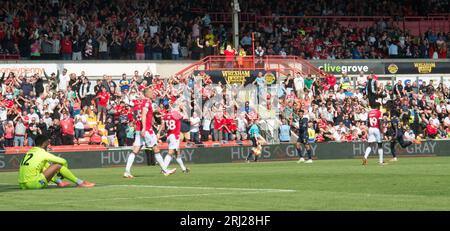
top-left (18, 135), bottom-right (95, 189)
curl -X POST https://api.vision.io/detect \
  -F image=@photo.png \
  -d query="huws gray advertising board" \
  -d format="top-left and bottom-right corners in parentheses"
top-left (0, 140), bottom-right (446, 170)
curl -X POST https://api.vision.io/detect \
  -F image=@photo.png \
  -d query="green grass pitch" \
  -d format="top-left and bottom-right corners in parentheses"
top-left (1, 157), bottom-right (450, 211)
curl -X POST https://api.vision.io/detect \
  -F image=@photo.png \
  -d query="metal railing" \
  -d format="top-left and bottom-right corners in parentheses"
top-left (175, 55), bottom-right (325, 80)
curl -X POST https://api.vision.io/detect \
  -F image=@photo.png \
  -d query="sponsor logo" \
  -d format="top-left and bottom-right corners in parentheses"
top-left (352, 141), bottom-right (437, 156)
top-left (264, 72), bottom-right (276, 85)
top-left (318, 63), bottom-right (370, 74)
top-left (221, 71), bottom-right (251, 85)
top-left (414, 62), bottom-right (436, 74)
top-left (387, 64), bottom-right (398, 74)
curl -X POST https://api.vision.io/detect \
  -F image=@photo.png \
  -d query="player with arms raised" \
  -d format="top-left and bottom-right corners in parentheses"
top-left (160, 104), bottom-right (190, 173)
top-left (123, 88), bottom-right (176, 178)
top-left (362, 104), bottom-right (384, 166)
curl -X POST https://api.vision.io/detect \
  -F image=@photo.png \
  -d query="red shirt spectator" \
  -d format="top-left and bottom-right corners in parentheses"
top-left (136, 40), bottom-right (145, 54)
top-left (61, 117), bottom-right (75, 136)
top-left (61, 37), bottom-right (73, 54)
top-left (224, 47), bottom-right (236, 62)
top-left (97, 90), bottom-right (110, 107)
top-left (214, 115), bottom-right (224, 130)
top-left (326, 74), bottom-right (337, 88)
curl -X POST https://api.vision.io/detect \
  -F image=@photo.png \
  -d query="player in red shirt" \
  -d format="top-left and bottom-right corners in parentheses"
top-left (159, 104), bottom-right (190, 174)
top-left (362, 103), bottom-right (384, 166)
top-left (124, 88), bottom-right (176, 178)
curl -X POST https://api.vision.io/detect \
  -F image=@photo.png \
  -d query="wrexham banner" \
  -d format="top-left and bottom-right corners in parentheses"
top-left (385, 62), bottom-right (450, 75)
top-left (193, 70), bottom-right (277, 86)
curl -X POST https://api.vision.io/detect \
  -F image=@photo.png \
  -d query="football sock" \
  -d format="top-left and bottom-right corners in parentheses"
top-left (296, 148), bottom-right (303, 158)
top-left (246, 151), bottom-right (253, 160)
top-left (154, 153), bottom-right (167, 171)
top-left (59, 166), bottom-right (79, 184)
top-left (52, 177), bottom-right (62, 184)
top-left (364, 146), bottom-right (371, 159)
top-left (307, 149), bottom-right (312, 159)
top-left (176, 157), bottom-right (187, 171)
top-left (390, 142), bottom-right (397, 158)
top-left (164, 154), bottom-right (173, 169)
top-left (378, 148), bottom-right (384, 164)
top-left (125, 153), bottom-right (136, 173)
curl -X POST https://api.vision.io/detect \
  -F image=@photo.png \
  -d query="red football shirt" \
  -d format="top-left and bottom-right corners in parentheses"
top-left (163, 111), bottom-right (182, 139)
top-left (60, 118), bottom-right (75, 135)
top-left (368, 109), bottom-right (382, 128)
top-left (142, 99), bottom-right (154, 133)
top-left (97, 92), bottom-right (110, 107)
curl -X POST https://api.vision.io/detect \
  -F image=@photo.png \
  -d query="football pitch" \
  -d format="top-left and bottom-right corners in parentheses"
top-left (1, 157), bottom-right (450, 211)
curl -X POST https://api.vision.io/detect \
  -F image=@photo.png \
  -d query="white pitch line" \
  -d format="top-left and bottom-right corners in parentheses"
top-left (104, 184), bottom-right (296, 192)
top-left (48, 190), bottom-right (288, 205)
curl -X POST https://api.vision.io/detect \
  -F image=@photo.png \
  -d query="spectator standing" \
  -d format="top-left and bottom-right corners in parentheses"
top-left (136, 37), bottom-right (145, 60)
top-left (4, 121), bottom-right (14, 147)
top-left (171, 39), bottom-right (181, 60)
top-left (61, 35), bottom-right (73, 60)
top-left (60, 112), bottom-right (74, 145)
top-left (49, 119), bottom-right (62, 146)
top-left (126, 122), bottom-right (135, 146)
top-left (293, 73), bottom-right (305, 98)
top-left (74, 111), bottom-right (87, 145)
top-left (26, 118), bottom-right (40, 146)
top-left (224, 45), bottom-right (236, 68)
top-left (72, 35), bottom-right (83, 60)
top-left (190, 112), bottom-right (201, 144)
top-left (152, 36), bottom-right (163, 60)
top-left (105, 117), bottom-right (116, 147)
top-left (96, 87), bottom-right (110, 124)
top-left (98, 34), bottom-right (109, 60)
top-left (116, 119), bottom-right (128, 147)
top-left (14, 118), bottom-right (26, 146)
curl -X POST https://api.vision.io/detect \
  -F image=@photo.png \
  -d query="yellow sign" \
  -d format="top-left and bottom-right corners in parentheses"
top-left (221, 71), bottom-right (251, 85)
top-left (264, 72), bottom-right (276, 85)
top-left (387, 64), bottom-right (398, 74)
top-left (414, 62), bottom-right (436, 74)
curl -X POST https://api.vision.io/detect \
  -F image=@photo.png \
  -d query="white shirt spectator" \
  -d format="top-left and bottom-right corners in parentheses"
top-left (59, 73), bottom-right (70, 91)
top-left (150, 25), bottom-right (159, 37)
top-left (28, 113), bottom-right (40, 123)
top-left (43, 116), bottom-right (53, 128)
top-left (75, 114), bottom-right (87, 129)
top-left (237, 117), bottom-right (247, 132)
top-left (190, 116), bottom-right (201, 133)
top-left (444, 116), bottom-right (450, 127)
top-left (35, 97), bottom-right (44, 112)
top-left (293, 76), bottom-right (304, 91)
top-left (0, 106), bottom-right (7, 121)
top-left (202, 118), bottom-right (211, 131)
top-left (45, 97), bottom-right (60, 113)
top-left (431, 117), bottom-right (440, 127)
top-left (171, 42), bottom-right (180, 55)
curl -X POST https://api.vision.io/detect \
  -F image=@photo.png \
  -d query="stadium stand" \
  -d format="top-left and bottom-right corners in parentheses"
top-left (0, 0), bottom-right (449, 151)
top-left (0, 0), bottom-right (448, 60)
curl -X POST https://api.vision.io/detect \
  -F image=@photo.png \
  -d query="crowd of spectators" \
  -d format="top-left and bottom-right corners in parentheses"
top-left (1, 66), bottom-right (450, 149)
top-left (0, 0), bottom-right (449, 60)
top-left (278, 71), bottom-right (450, 143)
top-left (198, 0), bottom-right (450, 17)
